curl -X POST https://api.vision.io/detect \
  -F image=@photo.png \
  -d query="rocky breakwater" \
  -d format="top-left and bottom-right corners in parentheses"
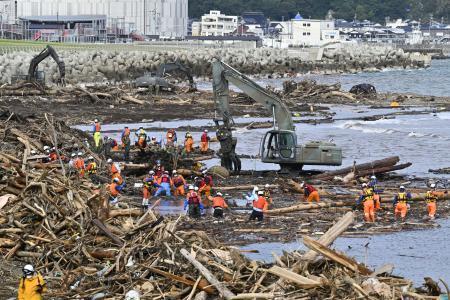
top-left (0, 45), bottom-right (430, 84)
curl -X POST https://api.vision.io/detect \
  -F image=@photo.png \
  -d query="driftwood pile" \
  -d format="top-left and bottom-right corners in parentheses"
top-left (283, 79), bottom-right (356, 102)
top-left (0, 112), bottom-right (443, 299)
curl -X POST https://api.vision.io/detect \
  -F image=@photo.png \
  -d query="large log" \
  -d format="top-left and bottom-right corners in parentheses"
top-left (267, 201), bottom-right (350, 215)
top-left (265, 265), bottom-right (322, 288)
top-left (302, 211), bottom-right (355, 262)
top-left (313, 156), bottom-right (400, 180)
top-left (302, 236), bottom-right (372, 275)
top-left (180, 248), bottom-right (236, 300)
top-left (355, 163), bottom-right (412, 177)
top-left (92, 218), bottom-right (124, 246)
top-left (218, 184), bottom-right (278, 191)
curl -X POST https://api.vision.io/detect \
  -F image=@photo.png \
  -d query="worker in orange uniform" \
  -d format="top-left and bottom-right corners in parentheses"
top-left (300, 182), bottom-right (320, 202)
top-left (135, 127), bottom-right (147, 150)
top-left (356, 183), bottom-right (376, 223)
top-left (18, 264), bottom-right (47, 300)
top-left (155, 171), bottom-right (172, 197)
top-left (199, 170), bottom-right (213, 199)
top-left (74, 152), bottom-right (85, 177)
top-left (249, 190), bottom-right (268, 222)
top-left (184, 132), bottom-right (194, 155)
top-left (172, 170), bottom-right (187, 196)
top-left (166, 129), bottom-right (177, 147)
top-left (107, 158), bottom-right (123, 185)
top-left (393, 185), bottom-right (412, 222)
top-left (200, 129), bottom-right (210, 154)
top-left (425, 183), bottom-right (447, 220)
top-left (109, 177), bottom-right (124, 205)
top-left (92, 119), bottom-right (102, 151)
top-left (210, 192), bottom-right (228, 218)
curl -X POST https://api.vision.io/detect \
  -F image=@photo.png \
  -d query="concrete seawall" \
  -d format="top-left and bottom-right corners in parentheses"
top-left (0, 44), bottom-right (431, 84)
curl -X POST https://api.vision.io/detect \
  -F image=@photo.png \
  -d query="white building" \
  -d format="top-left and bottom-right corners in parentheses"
top-left (191, 21), bottom-right (201, 36)
top-left (264, 13), bottom-right (339, 48)
top-left (200, 10), bottom-right (238, 36)
top-left (3, 0), bottom-right (188, 38)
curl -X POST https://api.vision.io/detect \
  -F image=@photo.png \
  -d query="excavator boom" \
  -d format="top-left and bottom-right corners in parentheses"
top-left (212, 60), bottom-right (294, 131)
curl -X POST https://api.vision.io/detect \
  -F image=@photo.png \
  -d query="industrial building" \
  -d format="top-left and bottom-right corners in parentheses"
top-left (0, 0), bottom-right (188, 38)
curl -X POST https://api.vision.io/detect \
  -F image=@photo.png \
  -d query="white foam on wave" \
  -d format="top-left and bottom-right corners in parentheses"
top-left (368, 118), bottom-right (403, 125)
top-left (408, 131), bottom-right (427, 138)
top-left (336, 121), bottom-right (396, 134)
top-left (437, 112), bottom-right (450, 120)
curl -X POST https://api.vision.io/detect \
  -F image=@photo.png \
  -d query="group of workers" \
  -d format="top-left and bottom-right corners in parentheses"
top-left (357, 175), bottom-right (447, 223)
top-left (90, 119), bottom-right (211, 161)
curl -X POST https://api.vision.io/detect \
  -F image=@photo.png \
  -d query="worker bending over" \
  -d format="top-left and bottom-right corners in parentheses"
top-left (185, 185), bottom-right (202, 218)
top-left (155, 171), bottom-right (172, 197)
top-left (200, 129), bottom-right (210, 153)
top-left (249, 190), bottom-right (268, 222)
top-left (210, 192), bottom-right (228, 218)
top-left (357, 183), bottom-right (375, 223)
top-left (301, 182), bottom-right (320, 202)
top-left (199, 170), bottom-right (213, 199)
top-left (18, 264), bottom-right (47, 300)
top-left (107, 158), bottom-right (123, 185)
top-left (245, 186), bottom-right (259, 208)
top-left (369, 175), bottom-right (382, 210)
top-left (74, 152), bottom-right (85, 177)
top-left (393, 185), bottom-right (412, 222)
top-left (172, 170), bottom-right (187, 196)
top-left (425, 183), bottom-right (447, 220)
top-left (109, 177), bottom-right (125, 205)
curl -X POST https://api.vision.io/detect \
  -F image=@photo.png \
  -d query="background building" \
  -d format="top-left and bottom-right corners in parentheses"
top-left (200, 10), bottom-right (238, 36)
top-left (1, 0), bottom-right (188, 38)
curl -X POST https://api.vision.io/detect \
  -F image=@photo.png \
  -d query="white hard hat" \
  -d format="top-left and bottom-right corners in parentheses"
top-left (257, 190), bottom-right (264, 196)
top-left (152, 136), bottom-right (156, 139)
top-left (94, 119), bottom-right (99, 123)
top-left (399, 185), bottom-right (405, 189)
top-left (149, 170), bottom-right (155, 175)
top-left (204, 129), bottom-right (208, 133)
top-left (71, 153), bottom-right (76, 157)
top-left (253, 186), bottom-right (259, 191)
top-left (125, 290), bottom-right (140, 300)
top-left (216, 192), bottom-right (223, 196)
top-left (23, 264), bottom-right (34, 272)
top-left (361, 183), bottom-right (368, 188)
top-left (172, 170), bottom-right (177, 174)
top-left (113, 177), bottom-right (120, 183)
top-left (88, 156), bottom-right (94, 160)
top-left (43, 145), bottom-right (50, 150)
top-left (430, 183), bottom-right (436, 188)
top-left (194, 186), bottom-right (199, 191)
top-left (188, 185), bottom-right (194, 190)
top-left (264, 184), bottom-right (270, 189)
top-left (300, 182), bottom-right (305, 188)
top-left (77, 152), bottom-right (83, 156)
top-left (202, 170), bottom-right (208, 174)
top-left (164, 170), bottom-right (169, 174)
top-left (107, 158), bottom-right (113, 163)
top-left (370, 175), bottom-right (376, 180)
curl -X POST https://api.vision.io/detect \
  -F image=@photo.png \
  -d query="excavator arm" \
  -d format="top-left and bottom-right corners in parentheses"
top-left (156, 61), bottom-right (196, 90)
top-left (212, 60), bottom-right (294, 131)
top-left (27, 45), bottom-right (66, 85)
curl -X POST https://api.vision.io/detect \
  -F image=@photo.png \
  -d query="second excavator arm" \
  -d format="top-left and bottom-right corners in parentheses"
top-left (212, 59), bottom-right (294, 131)
top-left (156, 61), bottom-right (196, 90)
top-left (27, 45), bottom-right (66, 85)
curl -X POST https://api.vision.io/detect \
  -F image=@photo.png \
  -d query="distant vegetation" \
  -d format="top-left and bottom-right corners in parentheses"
top-left (189, 0), bottom-right (450, 23)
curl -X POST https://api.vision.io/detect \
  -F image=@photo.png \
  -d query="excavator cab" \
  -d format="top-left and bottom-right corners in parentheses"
top-left (261, 130), bottom-right (297, 163)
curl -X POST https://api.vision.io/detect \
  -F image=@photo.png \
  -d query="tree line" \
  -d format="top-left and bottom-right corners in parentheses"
top-left (188, 0), bottom-right (450, 23)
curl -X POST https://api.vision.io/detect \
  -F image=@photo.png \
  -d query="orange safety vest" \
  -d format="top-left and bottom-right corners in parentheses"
top-left (425, 191), bottom-right (439, 203)
top-left (110, 183), bottom-right (119, 196)
top-left (75, 158), bottom-right (85, 169)
top-left (212, 196), bottom-right (228, 208)
top-left (188, 192), bottom-right (200, 205)
top-left (111, 163), bottom-right (119, 174)
top-left (173, 176), bottom-right (185, 187)
top-left (94, 122), bottom-right (101, 132)
top-left (253, 196), bottom-right (267, 211)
